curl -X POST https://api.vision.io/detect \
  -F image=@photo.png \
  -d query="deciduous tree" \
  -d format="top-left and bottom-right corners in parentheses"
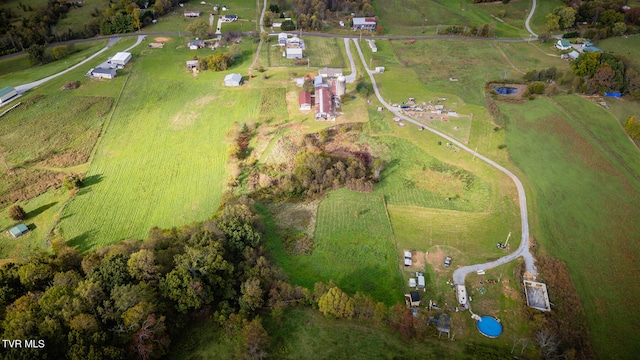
top-left (318, 287), bottom-right (354, 319)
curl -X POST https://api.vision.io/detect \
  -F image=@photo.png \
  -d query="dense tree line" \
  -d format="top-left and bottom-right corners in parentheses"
top-left (194, 53), bottom-right (235, 72)
top-left (247, 125), bottom-right (383, 201)
top-left (0, 197), bottom-right (276, 359)
top-left (439, 23), bottom-right (496, 37)
top-left (571, 52), bottom-right (640, 98)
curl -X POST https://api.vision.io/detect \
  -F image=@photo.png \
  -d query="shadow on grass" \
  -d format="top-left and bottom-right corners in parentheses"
top-left (27, 202), bottom-right (58, 219)
top-left (83, 174), bottom-right (104, 187)
top-left (67, 230), bottom-right (98, 252)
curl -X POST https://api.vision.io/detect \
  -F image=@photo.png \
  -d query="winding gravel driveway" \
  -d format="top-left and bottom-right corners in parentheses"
top-left (15, 35), bottom-right (146, 94)
top-left (351, 39), bottom-right (537, 286)
top-left (525, 0), bottom-right (538, 38)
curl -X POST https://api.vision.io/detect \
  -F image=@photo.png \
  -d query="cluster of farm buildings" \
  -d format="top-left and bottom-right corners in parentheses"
top-left (555, 39), bottom-right (602, 60)
top-left (298, 68), bottom-right (346, 120)
top-left (87, 51), bottom-right (132, 79)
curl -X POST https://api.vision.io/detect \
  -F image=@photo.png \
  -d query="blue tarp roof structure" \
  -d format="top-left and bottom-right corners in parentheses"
top-left (605, 92), bottom-right (621, 98)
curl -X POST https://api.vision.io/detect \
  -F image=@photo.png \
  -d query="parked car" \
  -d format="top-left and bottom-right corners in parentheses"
top-left (444, 256), bottom-right (452, 267)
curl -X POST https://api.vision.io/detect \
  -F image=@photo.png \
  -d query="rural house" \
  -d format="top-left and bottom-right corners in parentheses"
top-left (555, 39), bottom-right (571, 51)
top-left (8, 224), bottom-right (29, 238)
top-left (278, 33), bottom-right (288, 46)
top-left (0, 86), bottom-right (18, 105)
top-left (224, 73), bottom-right (242, 86)
top-left (299, 91), bottom-right (311, 110)
top-left (91, 67), bottom-right (116, 79)
top-left (352, 17), bottom-right (376, 31)
top-left (110, 52), bottom-right (131, 67)
top-left (184, 10), bottom-right (200, 17)
top-left (405, 291), bottom-right (420, 307)
top-left (189, 39), bottom-right (205, 50)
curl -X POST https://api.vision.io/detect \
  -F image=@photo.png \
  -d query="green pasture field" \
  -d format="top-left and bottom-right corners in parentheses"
top-left (598, 34), bottom-right (640, 70)
top-left (168, 307), bottom-right (464, 359)
top-left (388, 39), bottom-right (505, 107)
top-left (262, 36), bottom-right (346, 69)
top-left (372, 0), bottom-right (526, 37)
top-left (0, 188), bottom-right (68, 260)
top-left (56, 36), bottom-right (261, 250)
top-left (55, 0), bottom-right (112, 34)
top-left (0, 40), bottom-right (109, 86)
top-left (501, 96), bottom-right (640, 359)
top-left (265, 189), bottom-right (402, 305)
top-left (527, 0), bottom-right (566, 36)
top-left (146, 0), bottom-right (260, 34)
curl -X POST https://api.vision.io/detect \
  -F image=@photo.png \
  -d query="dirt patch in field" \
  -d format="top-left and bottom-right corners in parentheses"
top-left (38, 151), bottom-right (88, 168)
top-left (193, 95), bottom-right (217, 107)
top-left (154, 37), bottom-right (171, 42)
top-left (404, 250), bottom-right (426, 271)
top-left (170, 111), bottom-right (197, 130)
top-left (425, 245), bottom-right (461, 274)
top-left (268, 201), bottom-right (320, 235)
top-left (0, 168), bottom-right (65, 207)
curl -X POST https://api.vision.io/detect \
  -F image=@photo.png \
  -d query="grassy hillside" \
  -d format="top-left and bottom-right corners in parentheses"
top-left (502, 96), bottom-right (640, 359)
top-left (57, 36), bottom-right (260, 250)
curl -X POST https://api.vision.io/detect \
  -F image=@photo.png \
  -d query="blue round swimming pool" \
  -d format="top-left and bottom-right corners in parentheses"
top-left (477, 316), bottom-right (502, 338)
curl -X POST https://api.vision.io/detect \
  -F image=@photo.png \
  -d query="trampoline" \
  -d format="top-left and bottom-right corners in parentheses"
top-left (476, 316), bottom-right (502, 338)
top-left (494, 87), bottom-right (517, 95)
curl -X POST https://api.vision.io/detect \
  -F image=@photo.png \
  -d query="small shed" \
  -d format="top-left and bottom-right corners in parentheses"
top-left (375, 66), bottom-right (385, 73)
top-left (286, 48), bottom-right (303, 59)
top-left (9, 224), bottom-right (29, 238)
top-left (299, 91), bottom-right (311, 110)
top-left (111, 52), bottom-right (131, 67)
top-left (186, 60), bottom-right (199, 69)
top-left (404, 251), bottom-right (412, 259)
top-left (0, 86), bottom-right (18, 105)
top-left (184, 10), bottom-right (200, 17)
top-left (404, 258), bottom-right (412, 267)
top-left (408, 278), bottom-right (417, 288)
top-left (92, 67), bottom-right (116, 79)
top-left (224, 73), bottom-right (242, 86)
top-left (417, 274), bottom-right (425, 288)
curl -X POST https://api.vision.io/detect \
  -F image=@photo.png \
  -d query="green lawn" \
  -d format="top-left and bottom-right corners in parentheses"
top-left (57, 36), bottom-right (261, 250)
top-left (598, 34), bottom-right (640, 70)
top-left (373, 0), bottom-right (527, 37)
top-left (263, 36), bottom-right (346, 69)
top-left (502, 96), bottom-right (640, 359)
top-left (0, 40), bottom-right (109, 86)
top-left (0, 188), bottom-right (68, 260)
top-left (265, 188), bottom-right (402, 305)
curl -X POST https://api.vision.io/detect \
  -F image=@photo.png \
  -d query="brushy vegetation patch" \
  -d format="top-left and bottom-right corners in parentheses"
top-left (0, 94), bottom-right (112, 206)
top-left (259, 88), bottom-right (288, 123)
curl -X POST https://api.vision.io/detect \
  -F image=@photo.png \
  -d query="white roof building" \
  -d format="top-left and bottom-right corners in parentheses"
top-left (110, 52), bottom-right (131, 66)
top-left (224, 73), bottom-right (242, 86)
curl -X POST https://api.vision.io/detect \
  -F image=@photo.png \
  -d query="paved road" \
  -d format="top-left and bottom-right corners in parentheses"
top-left (525, 0), bottom-right (538, 38)
top-left (343, 38), bottom-right (356, 83)
top-left (351, 39), bottom-right (537, 286)
top-left (15, 35), bottom-right (145, 94)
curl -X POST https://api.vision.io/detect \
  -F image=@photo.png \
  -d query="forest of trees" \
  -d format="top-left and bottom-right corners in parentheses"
top-left (0, 0), bottom-right (158, 56)
top-left (571, 52), bottom-right (640, 98)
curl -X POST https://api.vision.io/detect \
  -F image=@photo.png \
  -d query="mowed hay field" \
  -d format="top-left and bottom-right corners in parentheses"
top-left (502, 96), bottom-right (640, 358)
top-left (58, 38), bottom-right (262, 250)
top-left (266, 189), bottom-right (402, 305)
top-left (372, 0), bottom-right (526, 37)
